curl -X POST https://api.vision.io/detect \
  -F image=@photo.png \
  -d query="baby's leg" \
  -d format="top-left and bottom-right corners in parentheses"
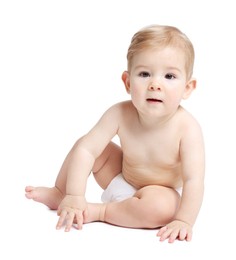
top-left (92, 142), bottom-right (122, 189)
top-left (84, 185), bottom-right (180, 228)
top-left (25, 186), bottom-right (63, 210)
top-left (25, 141), bottom-right (122, 209)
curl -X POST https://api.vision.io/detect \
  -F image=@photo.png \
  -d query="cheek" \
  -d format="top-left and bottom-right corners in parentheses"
top-left (131, 77), bottom-right (149, 91)
top-left (129, 80), bottom-right (142, 96)
top-left (129, 86), bottom-right (145, 106)
top-left (130, 88), bottom-right (141, 101)
top-left (166, 90), bottom-right (183, 106)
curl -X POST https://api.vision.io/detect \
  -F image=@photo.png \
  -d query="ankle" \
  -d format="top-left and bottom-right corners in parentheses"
top-left (99, 203), bottom-right (107, 222)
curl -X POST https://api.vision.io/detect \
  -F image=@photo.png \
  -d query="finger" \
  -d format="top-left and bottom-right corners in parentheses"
top-left (65, 212), bottom-right (75, 232)
top-left (186, 230), bottom-right (193, 242)
top-left (156, 226), bottom-right (167, 237)
top-left (159, 227), bottom-right (173, 242)
top-left (178, 228), bottom-right (187, 241)
top-left (75, 211), bottom-right (84, 230)
top-left (56, 210), bottom-right (67, 230)
top-left (168, 229), bottom-right (179, 243)
top-left (83, 208), bottom-right (89, 222)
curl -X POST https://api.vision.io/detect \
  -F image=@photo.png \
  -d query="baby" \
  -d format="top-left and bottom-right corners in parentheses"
top-left (25, 24), bottom-right (205, 243)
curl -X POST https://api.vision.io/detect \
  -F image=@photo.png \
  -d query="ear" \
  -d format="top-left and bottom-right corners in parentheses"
top-left (121, 71), bottom-right (131, 94)
top-left (182, 78), bottom-right (197, 100)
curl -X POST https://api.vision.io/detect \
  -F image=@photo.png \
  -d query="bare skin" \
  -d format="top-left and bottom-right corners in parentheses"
top-left (25, 186), bottom-right (63, 210)
top-left (25, 183), bottom-right (180, 227)
top-left (25, 46), bottom-right (205, 243)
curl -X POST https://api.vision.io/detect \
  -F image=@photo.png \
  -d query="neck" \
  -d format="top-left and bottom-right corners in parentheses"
top-left (136, 108), bottom-right (179, 129)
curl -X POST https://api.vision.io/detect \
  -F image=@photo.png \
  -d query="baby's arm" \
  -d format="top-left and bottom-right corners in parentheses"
top-left (157, 120), bottom-right (205, 242)
top-left (56, 104), bottom-right (121, 231)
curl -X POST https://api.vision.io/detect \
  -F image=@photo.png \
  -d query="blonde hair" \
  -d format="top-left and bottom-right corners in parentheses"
top-left (127, 25), bottom-right (195, 79)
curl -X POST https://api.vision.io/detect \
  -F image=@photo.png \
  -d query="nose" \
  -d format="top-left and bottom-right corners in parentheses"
top-left (148, 83), bottom-right (161, 91)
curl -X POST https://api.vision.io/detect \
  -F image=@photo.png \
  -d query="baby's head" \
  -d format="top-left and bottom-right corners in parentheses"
top-left (127, 25), bottom-right (195, 80)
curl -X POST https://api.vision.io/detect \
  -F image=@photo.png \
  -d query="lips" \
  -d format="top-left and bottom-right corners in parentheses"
top-left (146, 98), bottom-right (163, 103)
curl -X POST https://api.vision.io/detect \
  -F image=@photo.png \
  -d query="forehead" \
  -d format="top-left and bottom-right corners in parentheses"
top-left (131, 47), bottom-right (186, 68)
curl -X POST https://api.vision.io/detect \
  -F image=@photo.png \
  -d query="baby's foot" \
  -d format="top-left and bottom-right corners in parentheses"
top-left (25, 186), bottom-right (63, 210)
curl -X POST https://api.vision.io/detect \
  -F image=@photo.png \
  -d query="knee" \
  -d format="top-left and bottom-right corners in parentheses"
top-left (137, 186), bottom-right (180, 228)
top-left (146, 197), bottom-right (178, 227)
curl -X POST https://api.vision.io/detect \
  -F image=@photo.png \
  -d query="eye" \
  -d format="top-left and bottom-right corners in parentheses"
top-left (139, 71), bottom-right (151, 78)
top-left (165, 73), bottom-right (176, 80)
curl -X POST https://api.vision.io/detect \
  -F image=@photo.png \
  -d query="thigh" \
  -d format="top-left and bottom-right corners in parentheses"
top-left (135, 185), bottom-right (180, 205)
top-left (134, 185), bottom-right (181, 225)
top-left (93, 142), bottom-right (122, 189)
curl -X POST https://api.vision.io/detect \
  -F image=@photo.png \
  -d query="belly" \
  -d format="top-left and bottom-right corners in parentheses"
top-left (122, 159), bottom-right (182, 189)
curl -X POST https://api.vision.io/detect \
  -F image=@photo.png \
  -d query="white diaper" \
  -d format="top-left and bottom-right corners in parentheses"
top-left (101, 173), bottom-right (182, 203)
top-left (101, 173), bottom-right (137, 202)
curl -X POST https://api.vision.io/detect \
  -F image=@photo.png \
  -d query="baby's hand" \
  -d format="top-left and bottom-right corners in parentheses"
top-left (156, 220), bottom-right (192, 243)
top-left (56, 195), bottom-right (88, 232)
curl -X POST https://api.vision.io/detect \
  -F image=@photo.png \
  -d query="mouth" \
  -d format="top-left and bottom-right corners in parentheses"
top-left (146, 98), bottom-right (163, 103)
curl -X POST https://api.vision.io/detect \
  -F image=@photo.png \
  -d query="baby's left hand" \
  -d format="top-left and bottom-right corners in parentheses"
top-left (156, 220), bottom-right (192, 243)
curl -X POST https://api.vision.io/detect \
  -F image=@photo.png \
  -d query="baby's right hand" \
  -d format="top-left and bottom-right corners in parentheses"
top-left (56, 195), bottom-right (88, 232)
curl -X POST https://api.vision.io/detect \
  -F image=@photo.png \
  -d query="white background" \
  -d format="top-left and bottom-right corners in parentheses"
top-left (1, 0), bottom-right (235, 259)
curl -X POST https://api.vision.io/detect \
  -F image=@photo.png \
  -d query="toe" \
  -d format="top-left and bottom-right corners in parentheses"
top-left (25, 186), bottom-right (35, 192)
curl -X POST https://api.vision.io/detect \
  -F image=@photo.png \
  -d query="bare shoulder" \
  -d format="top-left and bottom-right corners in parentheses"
top-left (105, 100), bottom-right (135, 117)
top-left (109, 100), bottom-right (134, 111)
top-left (177, 106), bottom-right (204, 143)
top-left (178, 106), bottom-right (202, 131)
top-left (98, 100), bottom-right (135, 126)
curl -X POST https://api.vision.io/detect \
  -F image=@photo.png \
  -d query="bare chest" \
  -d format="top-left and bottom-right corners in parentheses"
top-left (119, 125), bottom-right (180, 168)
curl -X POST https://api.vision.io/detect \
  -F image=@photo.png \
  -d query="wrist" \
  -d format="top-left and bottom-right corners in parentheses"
top-left (173, 218), bottom-right (193, 227)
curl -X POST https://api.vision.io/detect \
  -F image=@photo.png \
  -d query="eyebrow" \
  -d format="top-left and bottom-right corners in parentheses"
top-left (133, 65), bottom-right (182, 73)
top-left (132, 65), bottom-right (150, 71)
top-left (165, 66), bottom-right (182, 73)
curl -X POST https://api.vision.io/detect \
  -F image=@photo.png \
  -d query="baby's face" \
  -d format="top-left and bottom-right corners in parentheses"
top-left (125, 47), bottom-right (191, 118)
